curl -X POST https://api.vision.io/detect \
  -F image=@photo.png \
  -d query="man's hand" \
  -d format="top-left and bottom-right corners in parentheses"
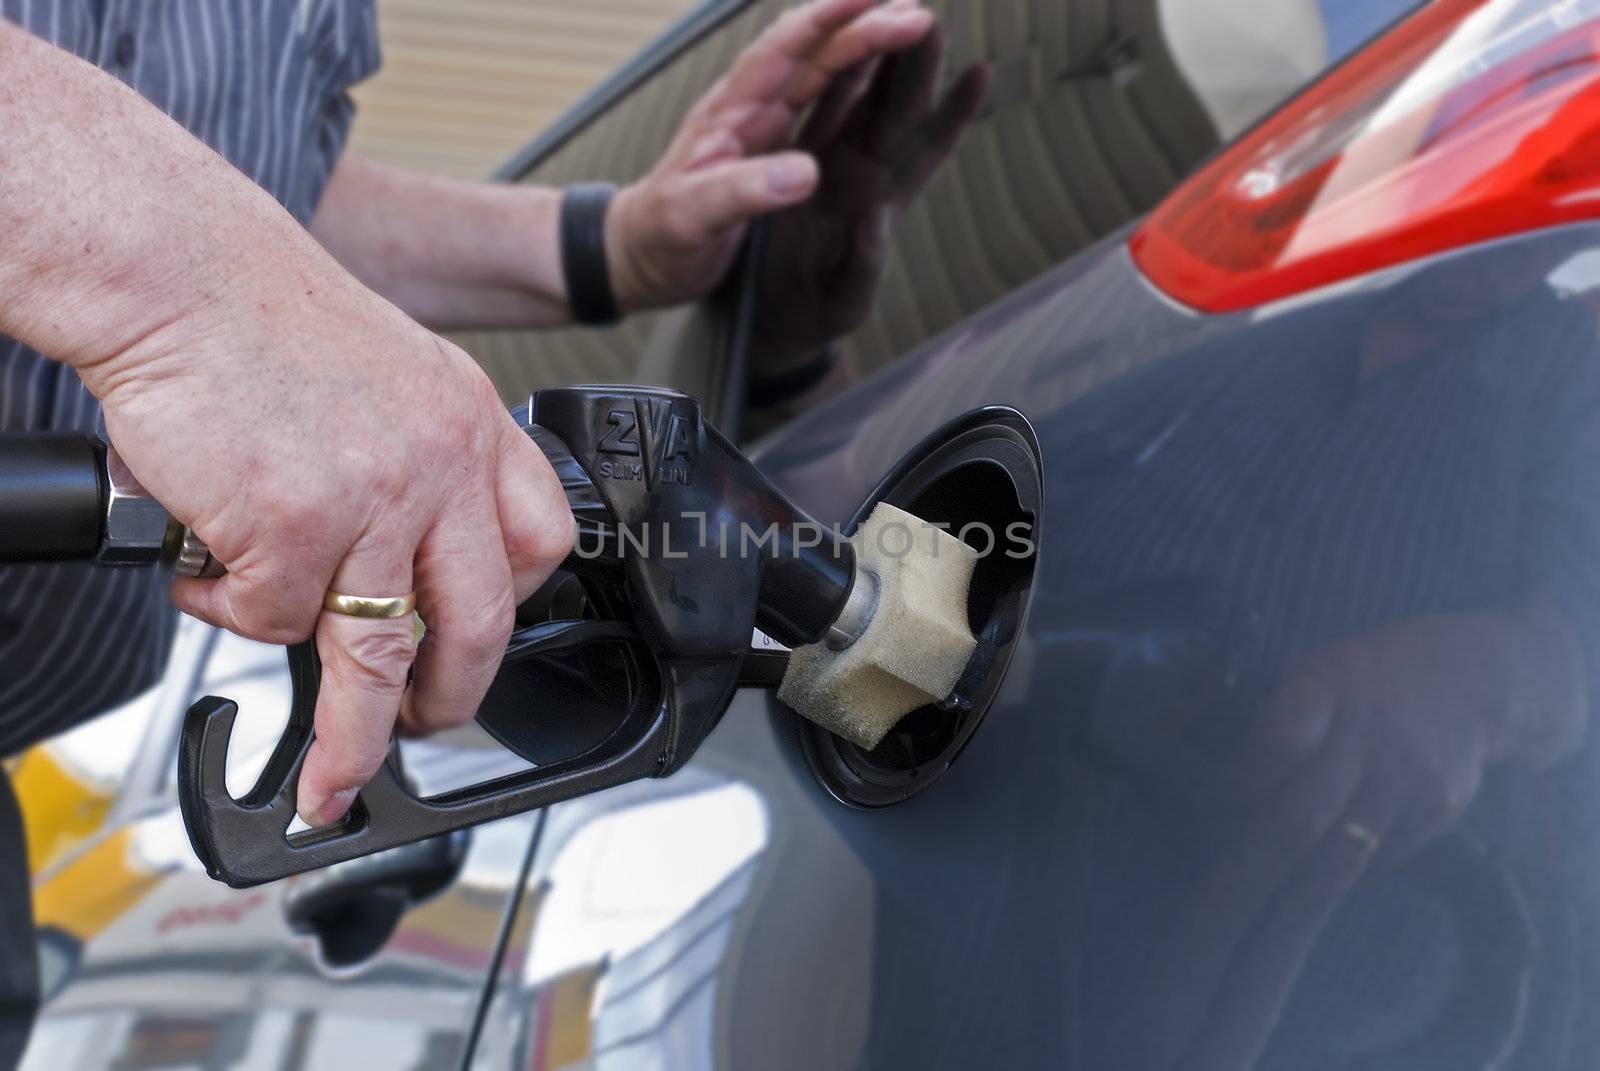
top-left (1084, 597), bottom-right (1588, 1069)
top-left (751, 23), bottom-right (990, 373)
top-left (0, 22), bottom-right (574, 828)
top-left (95, 272), bottom-right (574, 827)
top-left (605, 0), bottom-right (936, 311)
top-left (306, 1), bottom-right (951, 337)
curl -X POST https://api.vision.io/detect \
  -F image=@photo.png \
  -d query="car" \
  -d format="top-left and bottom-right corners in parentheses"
top-left (28, 0), bottom-right (1600, 1066)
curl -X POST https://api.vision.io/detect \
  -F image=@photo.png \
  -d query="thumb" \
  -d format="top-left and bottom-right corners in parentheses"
top-left (170, 567), bottom-right (325, 648)
top-left (672, 151), bottom-right (819, 237)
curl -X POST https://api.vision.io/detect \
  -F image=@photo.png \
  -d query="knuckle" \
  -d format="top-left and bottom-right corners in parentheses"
top-left (236, 592), bottom-right (318, 646)
top-left (741, 166), bottom-right (772, 207)
top-left (437, 411), bottom-right (485, 469)
top-left (664, 202), bottom-right (702, 247)
top-left (453, 592), bottom-right (516, 664)
top-left (259, 483), bottom-right (326, 535)
top-left (365, 457), bottom-right (411, 503)
top-left (406, 699), bottom-right (477, 735)
top-left (693, 80), bottom-right (730, 122)
top-left (256, 617), bottom-right (315, 648)
top-left (1259, 707), bottom-right (1327, 766)
top-left (335, 625), bottom-right (417, 690)
top-left (312, 738), bottom-right (384, 789)
top-left (509, 515), bottom-right (575, 571)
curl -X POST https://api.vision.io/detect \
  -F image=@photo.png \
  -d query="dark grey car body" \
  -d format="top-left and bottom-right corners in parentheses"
top-left (35, 1), bottom-right (1600, 1068)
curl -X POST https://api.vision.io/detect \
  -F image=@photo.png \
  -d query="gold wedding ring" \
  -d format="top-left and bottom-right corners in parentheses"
top-left (1343, 822), bottom-right (1381, 855)
top-left (322, 590), bottom-right (418, 620)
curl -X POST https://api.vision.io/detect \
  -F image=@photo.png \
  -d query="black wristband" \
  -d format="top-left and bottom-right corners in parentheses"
top-left (560, 183), bottom-right (622, 326)
top-left (748, 344), bottom-right (842, 409)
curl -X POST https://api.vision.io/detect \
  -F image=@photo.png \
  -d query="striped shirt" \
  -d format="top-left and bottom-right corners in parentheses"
top-left (0, 0), bottom-right (381, 754)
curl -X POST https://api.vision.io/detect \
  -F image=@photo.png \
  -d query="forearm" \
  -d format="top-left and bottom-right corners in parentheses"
top-left (307, 0), bottom-right (939, 334)
top-left (0, 21), bottom-right (342, 387)
top-left (310, 153), bottom-right (571, 332)
top-left (1502, 590), bottom-right (1589, 766)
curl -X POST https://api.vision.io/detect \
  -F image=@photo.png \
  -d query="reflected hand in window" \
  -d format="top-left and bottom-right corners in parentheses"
top-left (605, 0), bottom-right (937, 313)
top-left (1089, 595), bottom-right (1588, 1070)
top-left (750, 23), bottom-right (991, 380)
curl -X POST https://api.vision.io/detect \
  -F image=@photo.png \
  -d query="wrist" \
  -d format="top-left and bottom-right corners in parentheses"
top-left (559, 183), bottom-right (625, 326)
top-left (602, 182), bottom-right (659, 315)
top-left (65, 245), bottom-right (252, 398)
top-left (749, 343), bottom-right (844, 409)
top-left (1498, 595), bottom-right (1588, 766)
top-left (81, 227), bottom-right (355, 402)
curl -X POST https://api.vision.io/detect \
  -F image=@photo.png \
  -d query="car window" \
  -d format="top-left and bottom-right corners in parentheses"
top-left (456, 0), bottom-right (1420, 410)
top-left (788, 0), bottom-right (1424, 388)
top-left (453, 2), bottom-right (778, 404)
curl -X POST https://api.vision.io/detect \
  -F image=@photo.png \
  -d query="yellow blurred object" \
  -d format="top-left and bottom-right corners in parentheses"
top-left (394, 882), bottom-right (513, 965)
top-left (14, 743), bottom-right (162, 942)
top-left (539, 962), bottom-right (605, 1069)
top-left (12, 748), bottom-right (115, 877)
top-left (33, 827), bottom-right (163, 942)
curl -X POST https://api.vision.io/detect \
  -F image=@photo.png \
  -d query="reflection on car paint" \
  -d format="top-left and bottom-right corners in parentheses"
top-left (21, 0), bottom-right (1501, 1066)
top-left (468, 770), bottom-right (784, 1071)
top-left (730, 226), bottom-right (1600, 1069)
top-left (472, 229), bottom-right (1600, 1071)
top-left (21, 625), bottom-right (540, 1070)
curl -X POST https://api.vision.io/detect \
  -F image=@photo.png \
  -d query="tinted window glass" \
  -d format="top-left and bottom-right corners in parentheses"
top-left (757, 0), bottom-right (1424, 388)
top-left (457, 0), bottom-right (1420, 405)
top-left (455, 4), bottom-right (776, 403)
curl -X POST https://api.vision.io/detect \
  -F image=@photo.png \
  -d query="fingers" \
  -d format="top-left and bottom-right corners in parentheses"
top-left (290, 423), bottom-right (571, 824)
top-left (727, 0), bottom-right (900, 95)
top-left (622, 0), bottom-right (941, 306)
top-left (1101, 726), bottom-right (1364, 1068)
top-left (297, 534), bottom-right (419, 827)
top-left (798, 58), bottom-right (879, 150)
top-left (1185, 817), bottom-right (1375, 1071)
top-left (785, 0), bottom-right (933, 110)
top-left (398, 416), bottom-right (573, 742)
top-left (398, 511), bottom-right (517, 740)
top-left (495, 423), bottom-right (577, 606)
top-left (849, 19), bottom-right (946, 159)
top-left (667, 151), bottom-right (821, 238)
top-left (169, 554), bottom-right (330, 646)
top-left (893, 62), bottom-right (991, 200)
top-left (708, 0), bottom-right (933, 153)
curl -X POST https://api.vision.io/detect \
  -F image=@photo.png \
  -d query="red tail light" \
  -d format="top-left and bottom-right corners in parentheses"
top-left (1131, 0), bottom-right (1600, 312)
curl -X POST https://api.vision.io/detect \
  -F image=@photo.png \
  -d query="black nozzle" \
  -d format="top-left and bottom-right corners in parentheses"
top-left (0, 433), bottom-right (106, 562)
top-left (529, 386), bottom-right (855, 654)
top-left (722, 444), bottom-right (855, 649)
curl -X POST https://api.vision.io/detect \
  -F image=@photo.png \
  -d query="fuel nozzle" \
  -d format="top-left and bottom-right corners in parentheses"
top-left (526, 384), bottom-right (863, 658)
top-left (0, 388), bottom-right (980, 888)
top-left (526, 387), bottom-right (980, 753)
top-left (0, 433), bottom-right (218, 576)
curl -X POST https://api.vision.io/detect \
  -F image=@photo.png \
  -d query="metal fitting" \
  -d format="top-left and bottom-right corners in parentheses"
top-left (97, 444), bottom-right (221, 576)
top-left (97, 446), bottom-right (174, 567)
top-left (826, 564), bottom-right (880, 651)
top-left (169, 525), bottom-right (223, 579)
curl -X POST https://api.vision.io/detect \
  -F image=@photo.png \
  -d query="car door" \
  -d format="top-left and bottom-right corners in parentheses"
top-left (20, 617), bottom-right (543, 1070)
top-left (15, 2), bottom-right (1429, 1068)
top-left (451, 2), bottom-right (1438, 1069)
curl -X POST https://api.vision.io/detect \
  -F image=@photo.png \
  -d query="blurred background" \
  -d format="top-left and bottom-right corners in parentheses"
top-left (348, 0), bottom-right (699, 178)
